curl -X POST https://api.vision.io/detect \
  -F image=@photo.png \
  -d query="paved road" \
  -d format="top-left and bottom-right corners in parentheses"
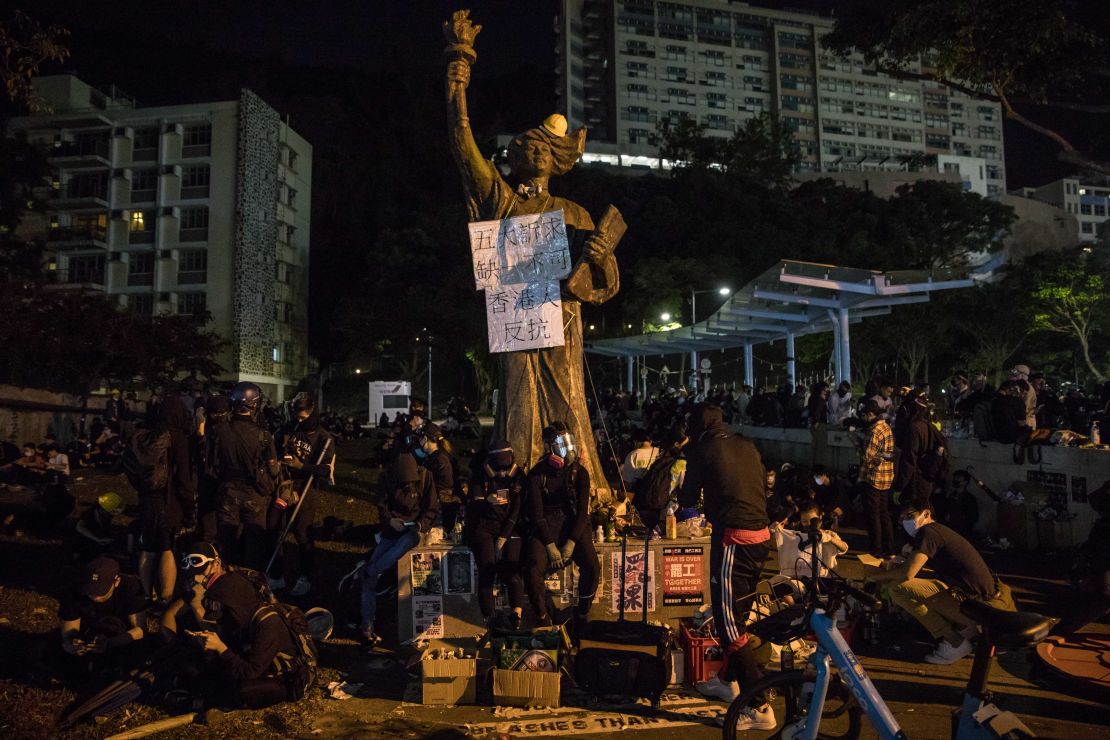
top-left (307, 528), bottom-right (1109, 738)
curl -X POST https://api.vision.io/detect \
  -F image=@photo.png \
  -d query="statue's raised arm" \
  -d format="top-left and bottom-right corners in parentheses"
top-left (443, 10), bottom-right (499, 219)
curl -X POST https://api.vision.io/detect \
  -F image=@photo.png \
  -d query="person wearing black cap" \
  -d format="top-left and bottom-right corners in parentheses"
top-left (360, 454), bottom-right (439, 645)
top-left (893, 392), bottom-right (944, 507)
top-left (215, 382), bottom-right (279, 570)
top-left (524, 421), bottom-right (598, 626)
top-left (185, 570), bottom-right (307, 708)
top-left (58, 556), bottom-right (147, 672)
top-left (196, 394), bottom-right (230, 542)
top-left (416, 422), bottom-right (461, 532)
top-left (677, 403), bottom-right (774, 730)
top-left (269, 392), bottom-right (335, 596)
top-left (466, 439), bottom-right (526, 624)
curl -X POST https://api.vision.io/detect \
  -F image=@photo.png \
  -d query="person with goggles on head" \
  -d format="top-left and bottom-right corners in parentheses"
top-left (465, 439), bottom-right (526, 626)
top-left (524, 422), bottom-right (599, 627)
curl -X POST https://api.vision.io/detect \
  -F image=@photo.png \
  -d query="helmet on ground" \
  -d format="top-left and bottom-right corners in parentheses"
top-left (98, 492), bottom-right (123, 513)
top-left (305, 607), bottom-right (334, 641)
top-left (229, 381), bottom-right (263, 411)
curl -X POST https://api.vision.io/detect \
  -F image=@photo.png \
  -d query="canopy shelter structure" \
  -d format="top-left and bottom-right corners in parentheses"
top-left (586, 259), bottom-right (996, 392)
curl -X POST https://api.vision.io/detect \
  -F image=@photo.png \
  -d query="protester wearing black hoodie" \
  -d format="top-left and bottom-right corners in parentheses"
top-left (524, 422), bottom-right (599, 625)
top-left (139, 395), bottom-right (197, 604)
top-left (679, 403), bottom-right (772, 713)
top-left (190, 571), bottom-right (306, 708)
top-left (466, 440), bottom-right (526, 622)
top-left (269, 393), bottom-right (334, 596)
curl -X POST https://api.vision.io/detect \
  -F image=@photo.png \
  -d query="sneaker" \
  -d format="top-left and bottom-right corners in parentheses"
top-left (290, 576), bottom-right (311, 597)
top-left (362, 630), bottom-right (382, 649)
top-left (697, 675), bottom-right (740, 703)
top-left (268, 577), bottom-right (287, 592)
top-left (717, 703), bottom-right (777, 730)
top-left (924, 638), bottom-right (974, 665)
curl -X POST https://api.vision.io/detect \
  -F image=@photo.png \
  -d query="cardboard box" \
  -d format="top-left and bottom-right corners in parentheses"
top-left (421, 658), bottom-right (477, 705)
top-left (492, 668), bottom-right (561, 707)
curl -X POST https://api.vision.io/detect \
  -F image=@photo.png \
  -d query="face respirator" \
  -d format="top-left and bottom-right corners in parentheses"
top-left (546, 432), bottom-right (576, 468)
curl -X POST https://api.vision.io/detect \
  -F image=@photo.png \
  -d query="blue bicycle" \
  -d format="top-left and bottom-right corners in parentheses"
top-left (722, 532), bottom-right (1054, 738)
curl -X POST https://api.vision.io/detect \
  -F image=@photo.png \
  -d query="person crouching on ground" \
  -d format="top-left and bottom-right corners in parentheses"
top-left (58, 556), bottom-right (148, 678)
top-left (186, 570), bottom-right (309, 709)
top-left (678, 402), bottom-right (775, 731)
top-left (360, 454), bottom-right (439, 646)
top-left (868, 499), bottom-right (1016, 665)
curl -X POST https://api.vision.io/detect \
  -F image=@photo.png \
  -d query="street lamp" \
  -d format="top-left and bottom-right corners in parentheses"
top-left (660, 312), bottom-right (672, 322)
top-left (689, 287), bottom-right (731, 393)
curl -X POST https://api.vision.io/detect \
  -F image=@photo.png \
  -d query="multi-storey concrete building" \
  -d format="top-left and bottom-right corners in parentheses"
top-left (9, 75), bottom-right (311, 400)
top-left (1016, 177), bottom-right (1110, 244)
top-left (556, 0), bottom-right (1007, 195)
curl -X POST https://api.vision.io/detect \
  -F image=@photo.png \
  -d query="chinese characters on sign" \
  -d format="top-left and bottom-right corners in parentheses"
top-left (662, 546), bottom-right (705, 606)
top-left (468, 210), bottom-right (570, 354)
top-left (610, 550), bottom-right (655, 613)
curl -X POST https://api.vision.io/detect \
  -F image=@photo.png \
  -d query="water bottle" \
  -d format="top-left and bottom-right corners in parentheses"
top-left (867, 609), bottom-right (880, 646)
top-left (1092, 421), bottom-right (1101, 445)
top-left (595, 525), bottom-right (605, 545)
top-left (664, 500), bottom-right (677, 540)
top-left (452, 519), bottom-right (463, 544)
top-left (780, 641), bottom-right (795, 672)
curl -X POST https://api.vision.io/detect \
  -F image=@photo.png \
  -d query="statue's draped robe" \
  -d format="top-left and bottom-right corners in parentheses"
top-left (458, 159), bottom-right (619, 490)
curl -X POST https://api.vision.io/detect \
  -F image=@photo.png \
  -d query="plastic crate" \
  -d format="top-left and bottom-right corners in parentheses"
top-left (679, 618), bottom-right (724, 686)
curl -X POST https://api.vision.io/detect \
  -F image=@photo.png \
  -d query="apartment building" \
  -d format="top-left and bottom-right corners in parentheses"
top-left (1017, 177), bottom-right (1110, 244)
top-left (556, 0), bottom-right (1006, 194)
top-left (9, 75), bottom-right (311, 401)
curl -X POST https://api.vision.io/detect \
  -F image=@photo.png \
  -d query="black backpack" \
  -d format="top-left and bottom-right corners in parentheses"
top-left (122, 428), bottom-right (172, 494)
top-left (254, 602), bottom-right (318, 696)
top-left (632, 452), bottom-right (676, 514)
top-left (228, 565), bottom-right (277, 605)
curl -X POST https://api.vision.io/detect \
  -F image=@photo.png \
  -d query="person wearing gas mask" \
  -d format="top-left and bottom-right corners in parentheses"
top-left (869, 500), bottom-right (1015, 665)
top-left (269, 392), bottom-right (335, 596)
top-left (466, 439), bottom-right (526, 625)
top-left (215, 382), bottom-right (279, 570)
top-left (416, 422), bottom-right (461, 532)
top-left (361, 454), bottom-right (439, 646)
top-left (524, 422), bottom-right (599, 627)
top-left (678, 403), bottom-right (774, 731)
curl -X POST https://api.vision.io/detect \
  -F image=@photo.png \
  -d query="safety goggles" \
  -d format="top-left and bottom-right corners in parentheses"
top-left (548, 433), bottom-right (576, 459)
top-left (180, 553), bottom-right (217, 570)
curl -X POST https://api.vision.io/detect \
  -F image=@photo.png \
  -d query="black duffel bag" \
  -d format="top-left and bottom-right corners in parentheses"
top-left (574, 532), bottom-right (671, 708)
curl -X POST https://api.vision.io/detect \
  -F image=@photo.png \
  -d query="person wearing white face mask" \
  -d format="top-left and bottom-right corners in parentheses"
top-left (868, 500), bottom-right (1016, 665)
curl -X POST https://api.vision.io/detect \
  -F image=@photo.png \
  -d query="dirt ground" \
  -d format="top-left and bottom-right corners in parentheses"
top-left (1, 436), bottom-right (1108, 739)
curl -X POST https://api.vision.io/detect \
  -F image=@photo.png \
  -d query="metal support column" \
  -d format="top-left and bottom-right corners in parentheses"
top-left (626, 354), bottom-right (634, 393)
top-left (785, 331), bottom-right (796, 389)
top-left (838, 307), bottom-right (851, 383)
top-left (827, 309), bottom-right (842, 382)
top-left (743, 340), bottom-right (754, 387)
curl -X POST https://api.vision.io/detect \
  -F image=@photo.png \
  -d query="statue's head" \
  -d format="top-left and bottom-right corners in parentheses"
top-left (507, 114), bottom-right (586, 180)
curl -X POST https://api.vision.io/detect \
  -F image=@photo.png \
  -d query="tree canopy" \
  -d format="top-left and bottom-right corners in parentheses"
top-left (823, 0), bottom-right (1110, 174)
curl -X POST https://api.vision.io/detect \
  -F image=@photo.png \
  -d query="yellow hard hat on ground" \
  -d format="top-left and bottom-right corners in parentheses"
top-left (98, 492), bottom-right (122, 513)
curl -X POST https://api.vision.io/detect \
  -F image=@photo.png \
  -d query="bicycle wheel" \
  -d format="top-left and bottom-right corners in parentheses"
top-left (721, 669), bottom-right (861, 740)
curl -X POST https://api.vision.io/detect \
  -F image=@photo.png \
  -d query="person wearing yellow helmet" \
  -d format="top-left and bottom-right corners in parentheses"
top-left (74, 491), bottom-right (123, 560)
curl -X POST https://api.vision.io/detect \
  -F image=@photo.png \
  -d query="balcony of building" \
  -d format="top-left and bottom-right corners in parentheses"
top-left (44, 266), bottom-right (107, 291)
top-left (50, 184), bottom-right (110, 209)
top-left (46, 225), bottom-right (108, 249)
top-left (48, 139), bottom-right (111, 168)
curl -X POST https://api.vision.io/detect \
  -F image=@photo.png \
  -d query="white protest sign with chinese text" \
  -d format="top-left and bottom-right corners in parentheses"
top-left (468, 209), bottom-right (572, 291)
top-left (486, 280), bottom-right (564, 353)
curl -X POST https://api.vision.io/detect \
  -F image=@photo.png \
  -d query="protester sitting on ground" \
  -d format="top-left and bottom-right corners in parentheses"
top-left (931, 470), bottom-right (979, 540)
top-left (58, 556), bottom-right (148, 676)
top-left (620, 428), bottom-right (661, 485)
top-left (770, 500), bottom-right (849, 600)
top-left (807, 464), bottom-right (849, 530)
top-left (868, 499), bottom-right (1016, 665)
top-left (184, 569), bottom-right (310, 709)
top-left (361, 454), bottom-right (439, 646)
top-left (45, 442), bottom-right (71, 478)
top-left (2, 442), bottom-right (46, 487)
top-left (72, 492), bottom-right (124, 562)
